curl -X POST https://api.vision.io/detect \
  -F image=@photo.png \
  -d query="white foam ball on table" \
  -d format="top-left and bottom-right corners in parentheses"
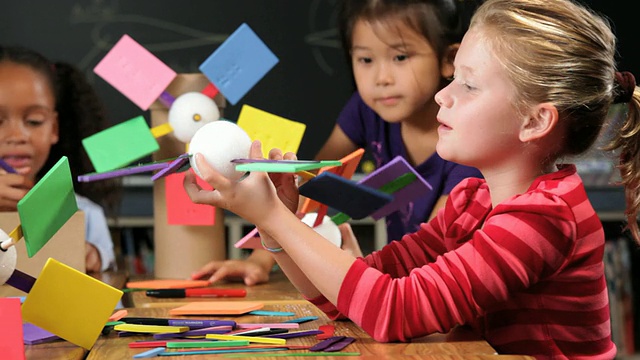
top-left (301, 213), bottom-right (342, 248)
top-left (0, 229), bottom-right (17, 285)
top-left (188, 120), bottom-right (252, 181)
top-left (168, 92), bottom-right (220, 143)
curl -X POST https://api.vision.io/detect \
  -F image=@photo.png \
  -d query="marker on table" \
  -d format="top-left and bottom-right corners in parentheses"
top-left (145, 288), bottom-right (247, 298)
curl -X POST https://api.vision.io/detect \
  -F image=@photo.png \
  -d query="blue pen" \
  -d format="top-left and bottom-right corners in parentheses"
top-left (0, 159), bottom-right (17, 174)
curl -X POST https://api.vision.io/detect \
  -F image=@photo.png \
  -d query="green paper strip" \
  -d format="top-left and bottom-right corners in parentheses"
top-left (166, 340), bottom-right (249, 348)
top-left (248, 310), bottom-right (296, 316)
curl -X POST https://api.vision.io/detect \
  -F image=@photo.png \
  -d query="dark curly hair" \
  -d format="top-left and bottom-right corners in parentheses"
top-left (0, 45), bottom-right (122, 217)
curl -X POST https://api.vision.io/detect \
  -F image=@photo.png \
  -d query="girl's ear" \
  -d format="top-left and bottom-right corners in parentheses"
top-left (519, 103), bottom-right (558, 142)
top-left (440, 44), bottom-right (459, 79)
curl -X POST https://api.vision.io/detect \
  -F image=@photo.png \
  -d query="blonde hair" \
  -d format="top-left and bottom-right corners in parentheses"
top-left (470, 0), bottom-right (640, 241)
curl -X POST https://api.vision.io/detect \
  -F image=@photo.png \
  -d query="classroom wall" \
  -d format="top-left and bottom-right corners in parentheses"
top-left (0, 0), bottom-right (634, 159)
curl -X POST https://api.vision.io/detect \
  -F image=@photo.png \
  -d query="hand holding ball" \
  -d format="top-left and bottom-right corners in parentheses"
top-left (188, 120), bottom-right (252, 181)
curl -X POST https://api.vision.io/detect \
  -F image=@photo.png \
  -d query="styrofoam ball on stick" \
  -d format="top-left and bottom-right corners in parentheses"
top-left (188, 120), bottom-right (252, 181)
top-left (0, 229), bottom-right (17, 285)
top-left (168, 92), bottom-right (220, 143)
top-left (301, 213), bottom-right (342, 248)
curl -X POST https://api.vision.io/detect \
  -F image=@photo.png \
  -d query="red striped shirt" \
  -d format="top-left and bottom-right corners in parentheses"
top-left (309, 165), bottom-right (616, 359)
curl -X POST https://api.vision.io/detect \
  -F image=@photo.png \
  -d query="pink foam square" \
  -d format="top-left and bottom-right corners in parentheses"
top-left (94, 34), bottom-right (176, 110)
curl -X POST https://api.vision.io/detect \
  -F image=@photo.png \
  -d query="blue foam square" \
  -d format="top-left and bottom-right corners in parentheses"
top-left (199, 23), bottom-right (279, 105)
top-left (299, 172), bottom-right (393, 220)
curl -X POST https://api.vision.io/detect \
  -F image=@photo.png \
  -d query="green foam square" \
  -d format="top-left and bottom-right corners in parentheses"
top-left (17, 156), bottom-right (78, 257)
top-left (82, 116), bottom-right (159, 172)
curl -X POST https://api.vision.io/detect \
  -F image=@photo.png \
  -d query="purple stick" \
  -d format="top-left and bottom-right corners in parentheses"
top-left (150, 155), bottom-right (190, 181)
top-left (231, 158), bottom-right (320, 164)
top-left (0, 159), bottom-right (17, 173)
top-left (158, 91), bottom-right (176, 108)
top-left (77, 163), bottom-right (169, 182)
top-left (6, 269), bottom-right (36, 293)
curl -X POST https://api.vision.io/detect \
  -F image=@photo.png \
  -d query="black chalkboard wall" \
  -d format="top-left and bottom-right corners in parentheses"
top-left (0, 0), bottom-right (635, 159)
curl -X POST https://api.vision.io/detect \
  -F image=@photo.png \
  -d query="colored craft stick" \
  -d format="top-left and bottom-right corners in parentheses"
top-left (166, 340), bottom-right (249, 348)
top-left (160, 348), bottom-right (290, 356)
top-left (77, 162), bottom-right (168, 182)
top-left (230, 159), bottom-right (322, 164)
top-left (150, 122), bottom-right (174, 138)
top-left (158, 91), bottom-right (176, 108)
top-left (5, 269), bottom-right (36, 293)
top-left (248, 310), bottom-right (296, 316)
top-left (114, 323), bottom-right (189, 334)
top-left (133, 347), bottom-right (166, 359)
top-left (236, 323), bottom-right (299, 329)
top-left (317, 325), bottom-right (335, 340)
top-left (108, 309), bottom-right (128, 322)
top-left (201, 83), bottom-right (219, 98)
top-left (265, 330), bottom-right (323, 339)
top-left (153, 326), bottom-right (232, 340)
top-left (223, 353), bottom-right (361, 358)
top-left (282, 316), bottom-right (318, 324)
top-left (206, 334), bottom-right (286, 345)
top-left (0, 225), bottom-right (23, 251)
top-left (150, 154), bottom-right (190, 181)
top-left (235, 161), bottom-right (341, 173)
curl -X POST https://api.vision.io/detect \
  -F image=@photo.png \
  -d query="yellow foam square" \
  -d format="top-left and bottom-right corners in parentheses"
top-left (21, 258), bottom-right (123, 350)
top-left (236, 105), bottom-right (306, 158)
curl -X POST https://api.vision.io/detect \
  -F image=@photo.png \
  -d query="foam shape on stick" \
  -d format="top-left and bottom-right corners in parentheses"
top-left (0, 236), bottom-right (17, 285)
top-left (234, 160), bottom-right (341, 173)
top-left (21, 258), bottom-right (123, 350)
top-left (168, 92), bottom-right (220, 143)
top-left (0, 298), bottom-right (25, 359)
top-left (18, 156), bottom-right (78, 257)
top-left (299, 172), bottom-right (393, 220)
top-left (300, 213), bottom-right (342, 248)
top-left (188, 120), bottom-right (252, 181)
top-left (94, 34), bottom-right (177, 110)
top-left (82, 116), bottom-right (160, 173)
top-left (169, 301), bottom-right (264, 316)
top-left (359, 156), bottom-right (432, 220)
top-left (22, 323), bottom-right (60, 345)
top-left (236, 105), bottom-right (306, 159)
top-left (199, 23), bottom-right (278, 105)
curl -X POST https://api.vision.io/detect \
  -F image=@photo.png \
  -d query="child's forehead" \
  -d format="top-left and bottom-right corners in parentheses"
top-left (0, 63), bottom-right (56, 108)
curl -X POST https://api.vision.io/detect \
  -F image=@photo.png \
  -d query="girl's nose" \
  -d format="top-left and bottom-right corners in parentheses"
top-left (375, 63), bottom-right (393, 86)
top-left (1, 119), bottom-right (29, 143)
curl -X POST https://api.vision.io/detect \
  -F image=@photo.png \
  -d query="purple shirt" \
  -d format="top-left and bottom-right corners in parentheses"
top-left (337, 92), bottom-right (482, 242)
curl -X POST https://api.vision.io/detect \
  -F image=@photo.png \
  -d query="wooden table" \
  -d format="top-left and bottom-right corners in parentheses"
top-left (17, 270), bottom-right (534, 359)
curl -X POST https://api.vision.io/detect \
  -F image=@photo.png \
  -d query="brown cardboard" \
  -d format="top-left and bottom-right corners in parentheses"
top-left (0, 211), bottom-right (85, 278)
top-left (150, 74), bottom-right (227, 279)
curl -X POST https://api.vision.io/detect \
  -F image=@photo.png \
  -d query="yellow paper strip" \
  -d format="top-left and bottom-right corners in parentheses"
top-left (205, 334), bottom-right (286, 345)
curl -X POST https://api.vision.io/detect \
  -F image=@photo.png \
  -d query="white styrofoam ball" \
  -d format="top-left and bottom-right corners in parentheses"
top-left (168, 92), bottom-right (220, 143)
top-left (301, 213), bottom-right (342, 248)
top-left (0, 229), bottom-right (17, 285)
top-left (188, 120), bottom-right (252, 181)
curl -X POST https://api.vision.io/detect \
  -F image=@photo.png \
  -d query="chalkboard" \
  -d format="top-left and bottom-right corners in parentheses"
top-left (0, 0), bottom-right (635, 159)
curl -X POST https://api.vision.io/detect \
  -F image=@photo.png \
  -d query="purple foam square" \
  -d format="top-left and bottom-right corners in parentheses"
top-left (23, 323), bottom-right (60, 345)
top-left (358, 156), bottom-right (432, 220)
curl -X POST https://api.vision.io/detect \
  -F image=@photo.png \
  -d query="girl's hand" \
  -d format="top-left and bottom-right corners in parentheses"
top-left (266, 148), bottom-right (299, 214)
top-left (184, 140), bottom-right (283, 225)
top-left (0, 172), bottom-right (32, 211)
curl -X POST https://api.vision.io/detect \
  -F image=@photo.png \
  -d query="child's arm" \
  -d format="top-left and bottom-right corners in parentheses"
top-left (314, 124), bottom-right (358, 161)
top-left (190, 249), bottom-right (274, 286)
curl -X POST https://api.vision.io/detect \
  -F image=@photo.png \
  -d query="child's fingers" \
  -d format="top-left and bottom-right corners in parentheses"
top-left (249, 140), bottom-right (264, 160)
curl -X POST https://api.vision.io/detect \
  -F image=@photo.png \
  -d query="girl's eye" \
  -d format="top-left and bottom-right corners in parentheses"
top-left (357, 57), bottom-right (372, 64)
top-left (395, 54), bottom-right (409, 62)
